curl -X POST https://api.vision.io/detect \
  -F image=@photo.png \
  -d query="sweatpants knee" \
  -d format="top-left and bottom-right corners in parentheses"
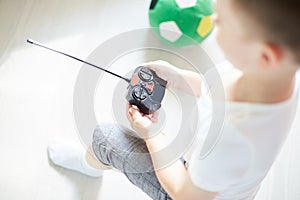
top-left (91, 123), bottom-right (153, 173)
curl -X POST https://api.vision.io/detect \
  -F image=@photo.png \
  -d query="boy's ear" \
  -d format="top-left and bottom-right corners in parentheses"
top-left (260, 43), bottom-right (283, 69)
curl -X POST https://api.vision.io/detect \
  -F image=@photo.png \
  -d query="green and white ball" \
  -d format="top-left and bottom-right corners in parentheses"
top-left (149, 0), bottom-right (214, 47)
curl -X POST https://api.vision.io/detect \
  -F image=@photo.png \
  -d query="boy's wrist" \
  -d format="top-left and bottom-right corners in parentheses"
top-left (174, 69), bottom-right (202, 97)
top-left (169, 68), bottom-right (184, 90)
top-left (144, 132), bottom-right (166, 154)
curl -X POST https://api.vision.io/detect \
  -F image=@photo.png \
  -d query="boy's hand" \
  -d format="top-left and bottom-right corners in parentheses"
top-left (126, 104), bottom-right (159, 139)
top-left (143, 60), bottom-right (182, 89)
top-left (143, 60), bottom-right (202, 97)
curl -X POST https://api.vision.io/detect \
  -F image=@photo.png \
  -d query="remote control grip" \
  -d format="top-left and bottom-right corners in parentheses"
top-left (126, 66), bottom-right (166, 114)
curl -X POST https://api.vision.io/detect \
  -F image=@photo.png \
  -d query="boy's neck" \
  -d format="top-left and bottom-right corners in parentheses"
top-left (228, 70), bottom-right (296, 104)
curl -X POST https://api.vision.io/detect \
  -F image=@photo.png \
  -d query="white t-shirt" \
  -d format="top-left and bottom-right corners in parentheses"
top-left (188, 62), bottom-right (299, 200)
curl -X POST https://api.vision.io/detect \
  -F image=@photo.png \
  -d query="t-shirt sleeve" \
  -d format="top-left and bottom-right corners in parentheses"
top-left (188, 123), bottom-right (252, 192)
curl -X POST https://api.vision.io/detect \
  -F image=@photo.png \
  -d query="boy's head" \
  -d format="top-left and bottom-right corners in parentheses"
top-left (214, 0), bottom-right (300, 73)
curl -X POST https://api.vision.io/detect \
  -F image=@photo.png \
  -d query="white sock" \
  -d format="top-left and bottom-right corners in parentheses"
top-left (47, 139), bottom-right (103, 177)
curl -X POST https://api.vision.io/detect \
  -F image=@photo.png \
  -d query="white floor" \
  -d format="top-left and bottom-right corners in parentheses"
top-left (0, 0), bottom-right (300, 199)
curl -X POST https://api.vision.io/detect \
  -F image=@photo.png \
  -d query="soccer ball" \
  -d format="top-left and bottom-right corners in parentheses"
top-left (149, 0), bottom-right (214, 47)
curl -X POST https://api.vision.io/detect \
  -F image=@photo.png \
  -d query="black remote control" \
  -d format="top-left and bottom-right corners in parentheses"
top-left (127, 66), bottom-right (167, 114)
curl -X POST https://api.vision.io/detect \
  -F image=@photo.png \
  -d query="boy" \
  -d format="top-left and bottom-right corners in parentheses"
top-left (48, 0), bottom-right (300, 199)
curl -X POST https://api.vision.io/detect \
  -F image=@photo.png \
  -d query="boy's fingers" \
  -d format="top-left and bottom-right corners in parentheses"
top-left (126, 104), bottom-right (132, 121)
top-left (128, 107), bottom-right (143, 122)
top-left (141, 60), bottom-right (167, 70)
top-left (151, 111), bottom-right (160, 122)
top-left (127, 104), bottom-right (141, 124)
top-left (127, 104), bottom-right (154, 127)
top-left (129, 107), bottom-right (153, 127)
top-left (142, 63), bottom-right (158, 72)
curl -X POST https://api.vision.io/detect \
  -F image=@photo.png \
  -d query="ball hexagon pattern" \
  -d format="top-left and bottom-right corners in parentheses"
top-left (159, 21), bottom-right (183, 42)
top-left (175, 0), bottom-right (197, 9)
top-left (149, 0), bottom-right (214, 47)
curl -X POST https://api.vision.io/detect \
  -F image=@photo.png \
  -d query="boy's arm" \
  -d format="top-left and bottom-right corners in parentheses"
top-left (127, 106), bottom-right (218, 200)
top-left (145, 133), bottom-right (218, 200)
top-left (144, 60), bottom-right (202, 97)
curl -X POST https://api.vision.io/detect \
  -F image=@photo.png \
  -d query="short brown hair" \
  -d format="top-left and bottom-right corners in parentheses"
top-left (233, 0), bottom-right (300, 64)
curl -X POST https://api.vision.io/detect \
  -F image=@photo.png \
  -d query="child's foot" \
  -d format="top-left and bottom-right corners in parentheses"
top-left (47, 139), bottom-right (103, 177)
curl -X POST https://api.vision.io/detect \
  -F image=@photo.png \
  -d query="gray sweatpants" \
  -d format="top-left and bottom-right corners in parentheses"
top-left (92, 124), bottom-right (172, 200)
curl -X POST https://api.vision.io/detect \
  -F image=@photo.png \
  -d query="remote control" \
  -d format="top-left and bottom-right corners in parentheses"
top-left (127, 66), bottom-right (167, 115)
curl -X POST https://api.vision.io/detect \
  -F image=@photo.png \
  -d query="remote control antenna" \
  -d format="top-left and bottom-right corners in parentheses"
top-left (27, 39), bottom-right (131, 83)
